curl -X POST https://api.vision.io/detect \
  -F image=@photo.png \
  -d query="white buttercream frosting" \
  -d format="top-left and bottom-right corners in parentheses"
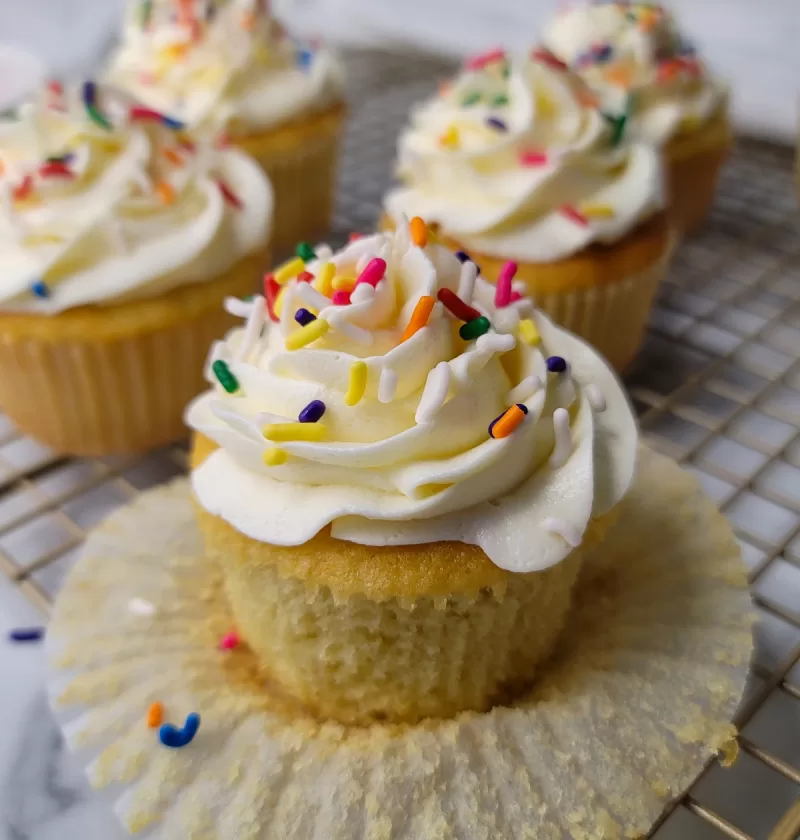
top-left (384, 51), bottom-right (664, 263)
top-left (0, 83), bottom-right (272, 314)
top-left (106, 0), bottom-right (344, 134)
top-left (188, 225), bottom-right (638, 573)
top-left (542, 2), bottom-right (727, 145)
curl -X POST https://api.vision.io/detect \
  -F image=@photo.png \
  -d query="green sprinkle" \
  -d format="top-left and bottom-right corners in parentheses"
top-left (491, 94), bottom-right (509, 107)
top-left (140, 0), bottom-right (153, 29)
top-left (459, 316), bottom-right (491, 341)
top-left (603, 112), bottom-right (627, 147)
top-left (501, 63), bottom-right (511, 79)
top-left (86, 104), bottom-right (113, 131)
top-left (296, 242), bottom-right (316, 261)
top-left (462, 91), bottom-right (482, 107)
top-left (212, 359), bottom-right (239, 394)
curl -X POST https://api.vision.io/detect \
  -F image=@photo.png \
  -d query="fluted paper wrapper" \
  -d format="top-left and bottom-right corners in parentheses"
top-left (46, 446), bottom-right (752, 839)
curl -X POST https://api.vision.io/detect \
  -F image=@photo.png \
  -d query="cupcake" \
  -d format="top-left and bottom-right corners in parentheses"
top-left (383, 50), bottom-right (671, 370)
top-left (106, 0), bottom-right (345, 255)
top-left (187, 222), bottom-right (638, 725)
top-left (542, 1), bottom-right (731, 233)
top-left (0, 82), bottom-right (272, 456)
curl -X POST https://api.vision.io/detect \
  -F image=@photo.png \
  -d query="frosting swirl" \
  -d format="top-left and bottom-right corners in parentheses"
top-left (188, 224), bottom-right (638, 573)
top-left (384, 52), bottom-right (664, 263)
top-left (0, 83), bottom-right (272, 313)
top-left (106, 0), bottom-right (344, 134)
top-left (542, 2), bottom-right (727, 145)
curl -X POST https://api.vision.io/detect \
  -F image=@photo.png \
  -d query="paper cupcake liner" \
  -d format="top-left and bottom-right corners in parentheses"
top-left (234, 105), bottom-right (345, 257)
top-left (0, 253), bottom-right (266, 456)
top-left (46, 446), bottom-right (753, 839)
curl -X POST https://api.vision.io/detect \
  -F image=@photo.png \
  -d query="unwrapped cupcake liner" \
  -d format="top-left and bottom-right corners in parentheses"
top-left (46, 446), bottom-right (753, 839)
top-left (0, 253), bottom-right (265, 456)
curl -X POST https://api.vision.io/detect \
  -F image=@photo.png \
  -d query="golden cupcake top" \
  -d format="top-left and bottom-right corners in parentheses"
top-left (187, 221), bottom-right (638, 574)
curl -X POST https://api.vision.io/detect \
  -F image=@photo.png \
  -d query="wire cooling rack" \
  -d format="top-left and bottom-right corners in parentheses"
top-left (0, 49), bottom-right (798, 840)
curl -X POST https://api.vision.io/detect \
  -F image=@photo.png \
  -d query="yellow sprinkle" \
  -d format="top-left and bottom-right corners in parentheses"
top-left (580, 204), bottom-right (615, 219)
top-left (536, 91), bottom-right (556, 118)
top-left (285, 318), bottom-right (329, 350)
top-left (439, 125), bottom-right (460, 149)
top-left (263, 423), bottom-right (327, 442)
top-left (274, 287), bottom-right (287, 318)
top-left (263, 447), bottom-right (288, 466)
top-left (345, 361), bottom-right (368, 406)
top-left (332, 275), bottom-right (355, 292)
top-left (519, 319), bottom-right (541, 346)
top-left (23, 233), bottom-right (64, 246)
top-left (274, 257), bottom-right (305, 285)
top-left (314, 262), bottom-right (335, 296)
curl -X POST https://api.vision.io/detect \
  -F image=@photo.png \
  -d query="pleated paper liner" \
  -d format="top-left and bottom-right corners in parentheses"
top-left (46, 446), bottom-right (753, 839)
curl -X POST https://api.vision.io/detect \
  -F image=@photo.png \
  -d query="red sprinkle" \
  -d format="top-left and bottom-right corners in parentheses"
top-left (219, 632), bottom-right (240, 650)
top-left (348, 232), bottom-right (363, 242)
top-left (12, 175), bottom-right (34, 201)
top-left (297, 271), bottom-right (314, 283)
top-left (531, 48), bottom-right (569, 71)
top-left (355, 258), bottom-right (386, 289)
top-left (560, 204), bottom-right (589, 227)
top-left (38, 161), bottom-right (74, 179)
top-left (332, 290), bottom-right (351, 306)
top-left (520, 150), bottom-right (548, 167)
top-left (216, 179), bottom-right (243, 210)
top-left (129, 105), bottom-right (165, 124)
top-left (495, 261), bottom-right (517, 308)
top-left (177, 136), bottom-right (196, 153)
top-left (47, 80), bottom-right (63, 96)
top-left (509, 290), bottom-right (522, 303)
top-left (465, 48), bottom-right (506, 71)
top-left (437, 288), bottom-right (480, 322)
top-left (264, 273), bottom-right (280, 322)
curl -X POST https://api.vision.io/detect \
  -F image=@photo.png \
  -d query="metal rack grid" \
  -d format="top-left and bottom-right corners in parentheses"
top-left (0, 48), bottom-right (798, 840)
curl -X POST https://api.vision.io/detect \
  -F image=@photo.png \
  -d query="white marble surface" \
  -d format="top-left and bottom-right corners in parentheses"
top-left (0, 577), bottom-right (124, 840)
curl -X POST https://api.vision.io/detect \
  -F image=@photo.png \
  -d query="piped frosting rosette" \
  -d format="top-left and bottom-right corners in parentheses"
top-left (187, 223), bottom-right (638, 574)
top-left (106, 0), bottom-right (344, 134)
top-left (0, 82), bottom-right (271, 313)
top-left (384, 50), bottom-right (664, 263)
top-left (542, 2), bottom-right (727, 145)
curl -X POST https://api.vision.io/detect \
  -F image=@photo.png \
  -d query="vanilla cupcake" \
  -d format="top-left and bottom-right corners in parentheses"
top-left (106, 0), bottom-right (345, 254)
top-left (0, 82), bottom-right (272, 455)
top-left (187, 222), bottom-right (637, 725)
top-left (542, 1), bottom-right (731, 233)
top-left (383, 50), bottom-right (671, 370)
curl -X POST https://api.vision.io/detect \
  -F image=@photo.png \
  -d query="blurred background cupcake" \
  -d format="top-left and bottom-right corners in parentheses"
top-left (542, 1), bottom-right (730, 234)
top-left (105, 0), bottom-right (345, 255)
top-left (0, 81), bottom-right (272, 456)
top-left (384, 50), bottom-right (671, 371)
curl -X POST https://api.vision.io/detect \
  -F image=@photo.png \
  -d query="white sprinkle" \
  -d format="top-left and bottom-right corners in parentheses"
top-left (457, 260), bottom-right (478, 303)
top-left (128, 598), bottom-right (155, 617)
top-left (224, 296), bottom-right (255, 318)
top-left (508, 375), bottom-right (541, 404)
top-left (235, 297), bottom-right (266, 362)
top-left (585, 384), bottom-right (607, 413)
top-left (356, 253), bottom-right (373, 273)
top-left (351, 283), bottom-right (375, 304)
top-left (415, 362), bottom-right (451, 424)
top-left (378, 368), bottom-right (398, 403)
top-left (476, 332), bottom-right (516, 354)
top-left (314, 243), bottom-right (333, 262)
top-left (549, 407), bottom-right (572, 468)
top-left (542, 518), bottom-right (582, 547)
top-left (295, 282), bottom-right (330, 312)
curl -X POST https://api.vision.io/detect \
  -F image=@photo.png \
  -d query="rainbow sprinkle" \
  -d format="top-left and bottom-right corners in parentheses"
top-left (264, 274), bottom-right (280, 322)
top-left (332, 290), bottom-right (351, 306)
top-left (160, 713), bottom-right (200, 749)
top-left (410, 217), bottom-right (428, 248)
top-left (263, 422), bottom-right (327, 442)
top-left (489, 404), bottom-right (528, 439)
top-left (219, 632), bottom-right (240, 650)
top-left (30, 281), bottom-right (50, 299)
top-left (459, 316), bottom-right (491, 341)
top-left (129, 105), bottom-right (185, 131)
top-left (355, 258), bottom-right (387, 289)
top-left (531, 48), bottom-right (569, 71)
top-left (518, 319), bottom-right (541, 346)
top-left (216, 179), bottom-right (243, 210)
top-left (285, 319), bottom-right (329, 350)
top-left (560, 205), bottom-right (589, 227)
top-left (82, 81), bottom-right (113, 131)
top-left (546, 355), bottom-right (567, 373)
top-left (294, 308), bottom-right (316, 327)
top-left (401, 295), bottom-right (435, 342)
top-left (437, 288), bottom-right (480, 322)
top-left (147, 702), bottom-right (164, 728)
top-left (465, 48), bottom-right (506, 71)
top-left (212, 359), bottom-right (239, 393)
top-left (486, 116), bottom-right (508, 132)
top-left (299, 400), bottom-right (326, 423)
top-left (274, 257), bottom-right (305, 285)
top-left (494, 261), bottom-right (517, 308)
top-left (263, 448), bottom-right (288, 466)
top-left (345, 361), bottom-right (368, 406)
top-left (296, 242), bottom-right (317, 261)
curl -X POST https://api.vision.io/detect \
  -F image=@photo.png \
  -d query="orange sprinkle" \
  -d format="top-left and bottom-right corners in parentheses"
top-left (409, 216), bottom-right (428, 248)
top-left (604, 64), bottom-right (632, 89)
top-left (156, 180), bottom-right (176, 205)
top-left (491, 404), bottom-right (526, 439)
top-left (241, 10), bottom-right (256, 30)
top-left (576, 88), bottom-right (600, 109)
top-left (147, 702), bottom-right (164, 728)
top-left (400, 295), bottom-right (435, 343)
top-left (162, 147), bottom-right (185, 167)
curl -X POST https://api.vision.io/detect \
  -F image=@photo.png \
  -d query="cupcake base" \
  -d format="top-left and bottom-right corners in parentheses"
top-left (0, 251), bottom-right (266, 456)
top-left (47, 446), bottom-right (753, 839)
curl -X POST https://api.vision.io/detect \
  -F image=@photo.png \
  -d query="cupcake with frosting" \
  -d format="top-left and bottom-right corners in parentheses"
top-left (383, 49), bottom-right (671, 370)
top-left (106, 0), bottom-right (345, 254)
top-left (0, 81), bottom-right (272, 455)
top-left (187, 220), bottom-right (637, 725)
top-left (542, 1), bottom-right (730, 233)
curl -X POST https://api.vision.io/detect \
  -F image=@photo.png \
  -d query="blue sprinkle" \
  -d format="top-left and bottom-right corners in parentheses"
top-left (593, 43), bottom-right (613, 63)
top-left (9, 627), bottom-right (45, 643)
top-left (546, 356), bottom-right (567, 374)
top-left (485, 116), bottom-right (507, 132)
top-left (294, 308), bottom-right (316, 327)
top-left (298, 399), bottom-right (326, 423)
top-left (31, 281), bottom-right (50, 299)
top-left (297, 49), bottom-right (314, 70)
top-left (160, 713), bottom-right (201, 748)
top-left (162, 114), bottom-right (185, 131)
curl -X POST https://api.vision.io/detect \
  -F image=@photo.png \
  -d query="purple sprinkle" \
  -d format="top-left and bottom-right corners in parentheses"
top-left (593, 43), bottom-right (613, 63)
top-left (455, 250), bottom-right (471, 263)
top-left (298, 399), bottom-right (326, 423)
top-left (546, 356), bottom-right (567, 374)
top-left (516, 403), bottom-right (529, 414)
top-left (294, 308), bottom-right (316, 327)
top-left (486, 116), bottom-right (507, 132)
top-left (488, 413), bottom-right (502, 438)
top-left (9, 627), bottom-right (44, 643)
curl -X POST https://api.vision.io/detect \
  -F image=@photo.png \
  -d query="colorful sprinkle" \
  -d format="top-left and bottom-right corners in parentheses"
top-left (263, 448), bottom-right (288, 466)
top-left (604, 64), bottom-right (633, 89)
top-left (459, 316), bottom-right (491, 341)
top-left (560, 204), bottom-right (589, 227)
top-left (345, 361), bottom-right (368, 406)
top-left (82, 81), bottom-right (113, 131)
top-left (8, 627), bottom-right (44, 643)
top-left (313, 263), bottom-right (334, 296)
top-left (263, 422), bottom-right (327, 442)
top-left (531, 48), bottom-right (569, 71)
top-left (486, 117), bottom-right (508, 132)
top-left (294, 308), bottom-right (316, 327)
top-left (299, 400), bottom-right (326, 423)
top-left (603, 112), bottom-right (627, 146)
top-left (140, 0), bottom-right (153, 29)
top-left (296, 271), bottom-right (313, 283)
top-left (12, 175), bottom-right (34, 202)
top-left (520, 150), bottom-right (548, 167)
top-left (147, 702), bottom-right (164, 728)
top-left (439, 125), bottom-right (460, 148)
top-left (437, 288), bottom-right (480, 322)
top-left (489, 403), bottom-right (528, 439)
top-left (348, 232), bottom-right (364, 242)
top-left (332, 275), bottom-right (355, 292)
top-left (38, 161), bottom-right (74, 179)
top-left (129, 105), bottom-right (185, 130)
top-left (462, 91), bottom-right (482, 107)
top-left (492, 94), bottom-right (509, 107)
top-left (160, 713), bottom-right (200, 748)
top-left (454, 251), bottom-right (471, 264)
top-left (465, 48), bottom-right (506, 71)
top-left (518, 319), bottom-right (541, 346)
top-left (410, 216), bottom-right (428, 248)
top-left (219, 632), bottom-right (240, 650)
top-left (581, 204), bottom-right (615, 219)
top-left (285, 318), bottom-right (329, 350)
top-left (355, 258), bottom-right (387, 289)
top-left (494, 261), bottom-right (517, 308)
top-left (401, 295), bottom-right (436, 342)
top-left (546, 355), bottom-right (567, 373)
top-left (296, 242), bottom-right (317, 261)
top-left (273, 287), bottom-right (287, 319)
top-left (216, 179), bottom-right (243, 210)
top-left (212, 359), bottom-right (239, 393)
top-left (162, 147), bottom-right (185, 166)
top-left (30, 281), bottom-right (50, 299)
top-left (296, 49), bottom-right (314, 70)
top-left (274, 257), bottom-right (306, 286)
top-left (332, 290), bottom-right (351, 306)
top-left (156, 180), bottom-right (176, 205)
top-left (264, 274), bottom-right (280, 322)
